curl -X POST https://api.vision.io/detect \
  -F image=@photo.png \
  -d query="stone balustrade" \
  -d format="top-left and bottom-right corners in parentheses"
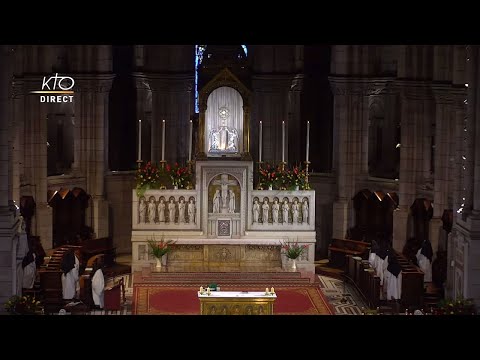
top-left (132, 189), bottom-right (199, 230)
top-left (248, 190), bottom-right (316, 231)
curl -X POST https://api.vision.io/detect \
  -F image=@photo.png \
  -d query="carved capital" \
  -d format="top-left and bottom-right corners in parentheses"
top-left (395, 80), bottom-right (434, 101)
top-left (146, 72), bottom-right (195, 93)
top-left (11, 78), bottom-right (25, 98)
top-left (290, 74), bottom-right (304, 91)
top-left (74, 74), bottom-right (115, 93)
top-left (329, 76), bottom-right (394, 96)
top-left (133, 73), bottom-right (152, 91)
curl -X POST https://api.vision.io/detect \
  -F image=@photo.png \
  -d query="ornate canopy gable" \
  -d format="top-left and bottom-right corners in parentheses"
top-left (198, 68), bottom-right (252, 159)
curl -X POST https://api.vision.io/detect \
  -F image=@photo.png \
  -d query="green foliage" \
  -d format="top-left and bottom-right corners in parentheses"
top-left (435, 297), bottom-right (477, 315)
top-left (281, 240), bottom-right (308, 259)
top-left (147, 234), bottom-right (176, 259)
top-left (4, 295), bottom-right (43, 315)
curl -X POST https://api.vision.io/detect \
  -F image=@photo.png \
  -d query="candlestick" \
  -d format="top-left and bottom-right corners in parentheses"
top-left (200, 286), bottom-right (204, 294)
top-left (161, 119), bottom-right (166, 161)
top-left (306, 120), bottom-right (310, 163)
top-left (304, 160), bottom-right (311, 190)
top-left (259, 121), bottom-right (263, 163)
top-left (188, 119), bottom-right (193, 161)
top-left (138, 119), bottom-right (142, 161)
top-left (282, 121), bottom-right (285, 163)
top-left (270, 287), bottom-right (275, 294)
top-left (265, 287), bottom-right (269, 294)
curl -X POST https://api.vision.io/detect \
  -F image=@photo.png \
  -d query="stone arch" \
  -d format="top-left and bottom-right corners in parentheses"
top-left (48, 187), bottom-right (90, 248)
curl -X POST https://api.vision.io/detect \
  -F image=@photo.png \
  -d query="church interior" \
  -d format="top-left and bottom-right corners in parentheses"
top-left (0, 44), bottom-right (479, 315)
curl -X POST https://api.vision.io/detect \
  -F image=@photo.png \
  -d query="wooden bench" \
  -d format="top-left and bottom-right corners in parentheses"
top-left (328, 238), bottom-right (370, 268)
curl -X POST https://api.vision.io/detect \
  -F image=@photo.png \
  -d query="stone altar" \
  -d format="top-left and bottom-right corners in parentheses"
top-left (131, 160), bottom-right (316, 273)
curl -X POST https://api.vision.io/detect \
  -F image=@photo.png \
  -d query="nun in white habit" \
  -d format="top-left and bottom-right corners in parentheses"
top-left (385, 256), bottom-right (402, 301)
top-left (61, 250), bottom-right (79, 300)
top-left (15, 217), bottom-right (29, 296)
top-left (368, 240), bottom-right (379, 270)
top-left (416, 239), bottom-right (433, 283)
top-left (22, 250), bottom-right (37, 289)
top-left (91, 260), bottom-right (105, 309)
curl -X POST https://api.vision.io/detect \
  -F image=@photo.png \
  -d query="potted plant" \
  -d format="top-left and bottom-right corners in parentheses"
top-left (147, 235), bottom-right (176, 269)
top-left (208, 282), bottom-right (218, 291)
top-left (280, 240), bottom-right (308, 271)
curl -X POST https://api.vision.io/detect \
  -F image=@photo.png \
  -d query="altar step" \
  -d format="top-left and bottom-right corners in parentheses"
top-left (134, 270), bottom-right (314, 285)
top-left (148, 271), bottom-right (303, 278)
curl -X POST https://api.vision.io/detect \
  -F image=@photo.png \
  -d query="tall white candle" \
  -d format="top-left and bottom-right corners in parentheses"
top-left (306, 121), bottom-right (310, 162)
top-left (188, 120), bottom-right (193, 161)
top-left (161, 119), bottom-right (166, 161)
top-left (259, 121), bottom-right (263, 163)
top-left (282, 121), bottom-right (285, 163)
top-left (138, 119), bottom-right (142, 161)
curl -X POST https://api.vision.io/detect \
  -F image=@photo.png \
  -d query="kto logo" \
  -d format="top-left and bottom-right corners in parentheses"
top-left (30, 73), bottom-right (75, 103)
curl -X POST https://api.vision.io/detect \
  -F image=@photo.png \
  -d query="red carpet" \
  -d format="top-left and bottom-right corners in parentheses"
top-left (133, 284), bottom-right (334, 315)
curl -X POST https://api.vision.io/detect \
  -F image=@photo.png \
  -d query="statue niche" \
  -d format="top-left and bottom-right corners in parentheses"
top-left (209, 174), bottom-right (240, 214)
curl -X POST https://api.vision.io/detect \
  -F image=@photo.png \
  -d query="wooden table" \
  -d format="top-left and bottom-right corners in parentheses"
top-left (198, 291), bottom-right (277, 315)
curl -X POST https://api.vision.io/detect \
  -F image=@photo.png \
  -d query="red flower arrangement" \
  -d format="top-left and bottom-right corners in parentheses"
top-left (281, 240), bottom-right (308, 259)
top-left (284, 165), bottom-right (308, 190)
top-left (258, 163), bottom-right (309, 190)
top-left (136, 161), bottom-right (161, 189)
top-left (166, 162), bottom-right (192, 189)
top-left (259, 163), bottom-right (281, 188)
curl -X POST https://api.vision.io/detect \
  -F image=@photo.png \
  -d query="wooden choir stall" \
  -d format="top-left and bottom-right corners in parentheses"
top-left (345, 251), bottom-right (424, 311)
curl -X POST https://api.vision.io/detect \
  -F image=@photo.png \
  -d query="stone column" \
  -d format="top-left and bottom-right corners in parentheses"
top-left (74, 76), bottom-right (114, 238)
top-left (0, 45), bottom-right (16, 308)
top-left (287, 74), bottom-right (303, 164)
top-left (447, 46), bottom-right (480, 305)
top-left (431, 86), bottom-right (453, 253)
top-left (329, 78), bottom-right (369, 239)
top-left (21, 78), bottom-right (52, 249)
top-left (11, 84), bottom-right (23, 204)
top-left (393, 84), bottom-right (419, 251)
top-left (251, 76), bottom-right (292, 164)
top-left (148, 76), bottom-right (194, 164)
top-left (471, 47), bottom-right (480, 213)
top-left (392, 82), bottom-right (433, 251)
top-left (134, 74), bottom-right (150, 164)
